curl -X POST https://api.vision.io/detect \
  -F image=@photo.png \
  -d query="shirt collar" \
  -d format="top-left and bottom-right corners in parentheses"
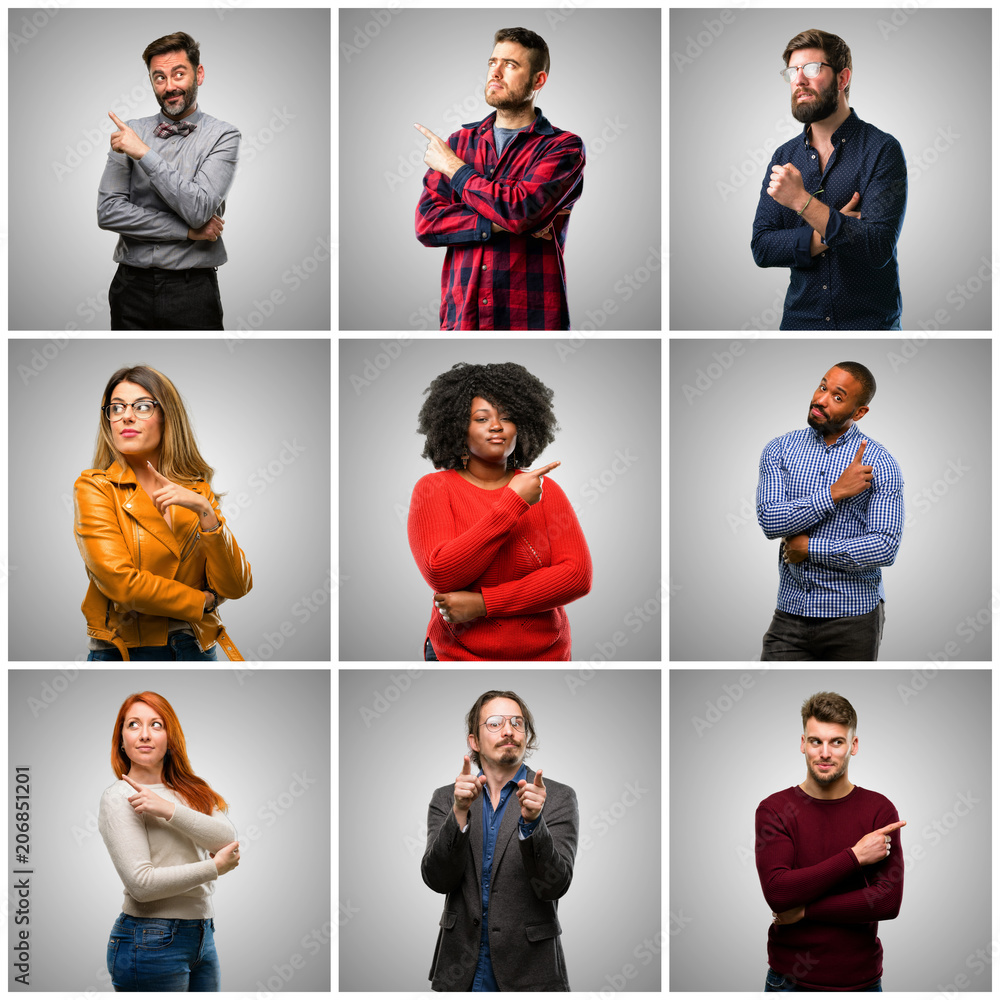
top-left (477, 761), bottom-right (529, 789)
top-left (803, 106), bottom-right (859, 148)
top-left (159, 107), bottom-right (204, 128)
top-left (464, 108), bottom-right (553, 136)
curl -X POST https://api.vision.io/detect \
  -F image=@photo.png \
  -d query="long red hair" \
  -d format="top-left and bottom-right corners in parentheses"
top-left (111, 691), bottom-right (228, 815)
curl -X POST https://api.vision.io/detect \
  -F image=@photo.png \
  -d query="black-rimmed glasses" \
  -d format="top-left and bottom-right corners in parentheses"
top-left (102, 399), bottom-right (161, 421)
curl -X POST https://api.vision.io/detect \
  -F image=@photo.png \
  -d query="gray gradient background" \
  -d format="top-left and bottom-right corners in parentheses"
top-left (669, 8), bottom-right (991, 330)
top-left (9, 8), bottom-right (330, 331)
top-left (339, 668), bottom-right (661, 991)
top-left (7, 668), bottom-right (330, 992)
top-left (339, 7), bottom-right (661, 331)
top-left (8, 339), bottom-right (331, 661)
top-left (669, 338), bottom-right (991, 661)
top-left (339, 338), bottom-right (661, 661)
top-left (670, 669), bottom-right (991, 991)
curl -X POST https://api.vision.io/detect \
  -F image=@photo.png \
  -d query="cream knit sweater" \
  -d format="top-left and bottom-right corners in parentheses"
top-left (99, 779), bottom-right (237, 919)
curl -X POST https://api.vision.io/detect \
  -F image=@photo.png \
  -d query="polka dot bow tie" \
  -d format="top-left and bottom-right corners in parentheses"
top-left (154, 120), bottom-right (197, 138)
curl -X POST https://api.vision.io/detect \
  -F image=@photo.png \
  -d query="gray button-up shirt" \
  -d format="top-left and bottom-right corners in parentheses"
top-left (97, 107), bottom-right (240, 270)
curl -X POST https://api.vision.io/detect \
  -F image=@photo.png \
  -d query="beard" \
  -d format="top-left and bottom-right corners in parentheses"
top-left (791, 75), bottom-right (840, 124)
top-left (810, 757), bottom-right (848, 785)
top-left (806, 406), bottom-right (851, 437)
top-left (485, 76), bottom-right (534, 113)
top-left (158, 80), bottom-right (199, 119)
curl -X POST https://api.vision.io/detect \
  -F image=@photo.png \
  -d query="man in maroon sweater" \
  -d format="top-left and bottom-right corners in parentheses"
top-left (755, 692), bottom-right (905, 990)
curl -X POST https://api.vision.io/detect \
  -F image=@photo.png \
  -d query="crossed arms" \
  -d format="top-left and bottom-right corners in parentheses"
top-left (751, 140), bottom-right (906, 271)
top-left (414, 123), bottom-right (584, 247)
top-left (97, 115), bottom-right (239, 242)
top-left (755, 804), bottom-right (905, 923)
top-left (756, 439), bottom-right (904, 570)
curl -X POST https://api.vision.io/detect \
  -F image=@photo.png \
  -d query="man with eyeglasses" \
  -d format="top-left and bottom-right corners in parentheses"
top-left (97, 31), bottom-right (239, 330)
top-left (421, 689), bottom-right (578, 991)
top-left (751, 29), bottom-right (907, 330)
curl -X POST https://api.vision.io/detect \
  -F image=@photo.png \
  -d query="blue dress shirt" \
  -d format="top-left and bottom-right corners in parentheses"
top-left (756, 422), bottom-right (904, 616)
top-left (466, 762), bottom-right (539, 991)
top-left (751, 109), bottom-right (907, 330)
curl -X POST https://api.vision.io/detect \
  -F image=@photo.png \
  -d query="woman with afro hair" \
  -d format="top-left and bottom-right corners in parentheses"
top-left (408, 362), bottom-right (592, 660)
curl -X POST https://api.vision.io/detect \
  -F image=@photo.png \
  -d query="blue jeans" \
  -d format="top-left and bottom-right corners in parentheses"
top-left (87, 633), bottom-right (218, 661)
top-left (765, 968), bottom-right (881, 991)
top-left (107, 913), bottom-right (220, 991)
top-left (424, 638), bottom-right (438, 661)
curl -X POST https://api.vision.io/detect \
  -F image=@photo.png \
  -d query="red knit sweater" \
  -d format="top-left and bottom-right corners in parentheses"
top-left (755, 785), bottom-right (904, 990)
top-left (407, 470), bottom-right (592, 660)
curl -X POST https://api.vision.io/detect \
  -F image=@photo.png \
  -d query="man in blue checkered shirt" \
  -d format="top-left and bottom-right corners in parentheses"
top-left (756, 362), bottom-right (903, 659)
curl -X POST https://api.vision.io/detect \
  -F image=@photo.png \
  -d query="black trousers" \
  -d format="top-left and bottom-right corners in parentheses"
top-left (760, 601), bottom-right (885, 661)
top-left (109, 263), bottom-right (224, 330)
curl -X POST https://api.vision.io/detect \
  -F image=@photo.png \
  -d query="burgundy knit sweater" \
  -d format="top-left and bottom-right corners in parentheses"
top-left (407, 470), bottom-right (592, 660)
top-left (755, 784), bottom-right (904, 990)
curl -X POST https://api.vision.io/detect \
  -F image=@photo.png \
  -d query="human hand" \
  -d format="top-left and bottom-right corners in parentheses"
top-left (840, 191), bottom-right (861, 219)
top-left (771, 905), bottom-right (805, 926)
top-left (831, 441), bottom-right (873, 502)
top-left (508, 461), bottom-right (561, 506)
top-left (413, 122), bottom-right (466, 179)
top-left (122, 773), bottom-right (175, 820)
top-left (782, 534), bottom-right (809, 565)
top-left (434, 591), bottom-right (486, 624)
top-left (210, 841), bottom-right (241, 875)
top-left (852, 820), bottom-right (905, 866)
top-left (532, 208), bottom-right (572, 240)
top-left (453, 755), bottom-right (487, 822)
top-left (188, 215), bottom-right (225, 241)
top-left (491, 221), bottom-right (509, 234)
top-left (108, 111), bottom-right (150, 160)
top-left (146, 462), bottom-right (214, 521)
top-left (767, 162), bottom-right (808, 211)
top-left (516, 769), bottom-right (546, 822)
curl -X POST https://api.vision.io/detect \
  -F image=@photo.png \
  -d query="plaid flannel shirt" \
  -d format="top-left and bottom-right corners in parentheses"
top-left (415, 108), bottom-right (584, 330)
top-left (756, 422), bottom-right (904, 616)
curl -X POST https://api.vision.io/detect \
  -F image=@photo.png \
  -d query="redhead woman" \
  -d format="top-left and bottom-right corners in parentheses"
top-left (99, 691), bottom-right (240, 992)
top-left (74, 366), bottom-right (251, 660)
top-left (408, 362), bottom-right (592, 661)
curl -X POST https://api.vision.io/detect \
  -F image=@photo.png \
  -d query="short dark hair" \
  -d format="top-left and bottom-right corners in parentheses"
top-left (835, 361), bottom-right (876, 408)
top-left (801, 692), bottom-right (857, 736)
top-left (417, 362), bottom-right (558, 471)
top-left (465, 690), bottom-right (538, 769)
top-left (783, 29), bottom-right (851, 100)
top-left (494, 26), bottom-right (550, 80)
top-left (142, 31), bottom-right (201, 71)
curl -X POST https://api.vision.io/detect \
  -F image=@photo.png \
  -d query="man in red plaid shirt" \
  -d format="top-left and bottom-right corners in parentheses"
top-left (414, 27), bottom-right (585, 330)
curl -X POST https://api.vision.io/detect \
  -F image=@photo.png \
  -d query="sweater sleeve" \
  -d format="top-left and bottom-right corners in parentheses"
top-left (481, 479), bottom-right (592, 616)
top-left (99, 786), bottom-right (218, 903)
top-left (755, 801), bottom-right (861, 911)
top-left (408, 473), bottom-right (531, 592)
top-left (166, 802), bottom-right (237, 853)
top-left (805, 807), bottom-right (904, 922)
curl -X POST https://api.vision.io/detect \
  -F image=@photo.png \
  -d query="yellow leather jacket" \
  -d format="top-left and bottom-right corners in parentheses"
top-left (74, 461), bottom-right (252, 660)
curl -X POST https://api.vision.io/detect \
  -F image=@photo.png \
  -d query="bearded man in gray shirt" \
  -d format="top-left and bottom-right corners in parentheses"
top-left (98, 31), bottom-right (240, 330)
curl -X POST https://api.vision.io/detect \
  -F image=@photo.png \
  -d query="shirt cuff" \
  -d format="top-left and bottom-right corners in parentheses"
top-left (136, 147), bottom-right (163, 176)
top-left (791, 224), bottom-right (814, 267)
top-left (518, 817), bottom-right (540, 839)
top-left (451, 164), bottom-right (475, 196)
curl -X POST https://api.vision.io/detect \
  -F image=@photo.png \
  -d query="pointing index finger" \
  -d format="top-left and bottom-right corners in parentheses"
top-left (531, 461), bottom-right (561, 477)
top-left (413, 122), bottom-right (434, 140)
top-left (121, 773), bottom-right (142, 790)
top-left (876, 820), bottom-right (906, 834)
top-left (108, 111), bottom-right (125, 128)
top-left (852, 440), bottom-right (867, 463)
top-left (533, 768), bottom-right (544, 787)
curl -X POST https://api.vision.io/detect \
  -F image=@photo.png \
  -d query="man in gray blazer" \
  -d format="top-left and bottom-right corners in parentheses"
top-left (422, 689), bottom-right (579, 991)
